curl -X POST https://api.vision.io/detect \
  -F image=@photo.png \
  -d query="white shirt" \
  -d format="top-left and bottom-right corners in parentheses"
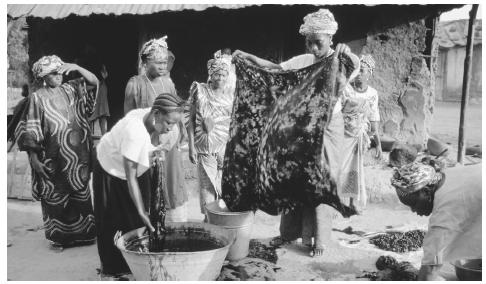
top-left (97, 108), bottom-right (179, 180)
top-left (421, 163), bottom-right (482, 265)
top-left (279, 52), bottom-right (360, 115)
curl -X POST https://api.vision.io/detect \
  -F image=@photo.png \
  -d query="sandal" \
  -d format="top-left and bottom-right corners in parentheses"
top-left (309, 246), bottom-right (325, 257)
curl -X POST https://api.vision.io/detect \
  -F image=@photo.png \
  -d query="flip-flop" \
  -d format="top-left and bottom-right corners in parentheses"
top-left (309, 246), bottom-right (325, 257)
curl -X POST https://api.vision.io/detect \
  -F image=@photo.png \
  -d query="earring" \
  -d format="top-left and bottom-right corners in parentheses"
top-left (43, 81), bottom-right (46, 87)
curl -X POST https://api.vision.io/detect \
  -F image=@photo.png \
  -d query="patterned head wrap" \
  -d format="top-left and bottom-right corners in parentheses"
top-left (207, 57), bottom-right (231, 78)
top-left (391, 162), bottom-right (443, 198)
top-left (151, 93), bottom-right (186, 113)
top-left (360, 54), bottom-right (376, 74)
top-left (140, 36), bottom-right (170, 62)
top-left (214, 49), bottom-right (233, 67)
top-left (299, 9), bottom-right (338, 36)
top-left (32, 55), bottom-right (65, 79)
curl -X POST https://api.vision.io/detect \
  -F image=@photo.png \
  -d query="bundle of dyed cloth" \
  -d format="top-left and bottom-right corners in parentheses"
top-left (361, 255), bottom-right (419, 281)
top-left (222, 55), bottom-right (357, 217)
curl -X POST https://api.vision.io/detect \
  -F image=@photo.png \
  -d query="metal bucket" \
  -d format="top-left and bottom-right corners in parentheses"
top-left (115, 222), bottom-right (235, 281)
top-left (453, 259), bottom-right (482, 281)
top-left (205, 200), bottom-right (254, 261)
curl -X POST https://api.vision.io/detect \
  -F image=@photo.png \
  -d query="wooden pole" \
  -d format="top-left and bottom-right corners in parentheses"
top-left (457, 4), bottom-right (478, 164)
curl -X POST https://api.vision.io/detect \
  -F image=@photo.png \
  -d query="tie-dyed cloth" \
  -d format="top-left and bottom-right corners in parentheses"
top-left (222, 55), bottom-right (357, 217)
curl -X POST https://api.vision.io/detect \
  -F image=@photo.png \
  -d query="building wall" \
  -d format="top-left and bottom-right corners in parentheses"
top-left (436, 45), bottom-right (482, 102)
top-left (360, 20), bottom-right (434, 147)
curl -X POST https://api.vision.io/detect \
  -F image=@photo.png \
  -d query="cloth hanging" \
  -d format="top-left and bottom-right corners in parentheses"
top-left (222, 55), bottom-right (357, 217)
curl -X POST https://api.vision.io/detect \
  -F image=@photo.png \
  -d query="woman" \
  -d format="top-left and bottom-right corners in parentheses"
top-left (14, 55), bottom-right (99, 248)
top-left (233, 9), bottom-right (359, 257)
top-left (124, 36), bottom-right (188, 222)
top-left (187, 55), bottom-right (234, 218)
top-left (93, 93), bottom-right (185, 279)
top-left (89, 64), bottom-right (110, 135)
top-left (341, 54), bottom-right (382, 211)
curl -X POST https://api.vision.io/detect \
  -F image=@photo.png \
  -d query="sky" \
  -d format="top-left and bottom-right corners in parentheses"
top-left (440, 4), bottom-right (482, 22)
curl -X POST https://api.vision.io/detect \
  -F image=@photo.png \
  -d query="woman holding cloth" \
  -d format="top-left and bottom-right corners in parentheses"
top-left (93, 93), bottom-right (185, 279)
top-left (233, 9), bottom-right (360, 257)
top-left (187, 55), bottom-right (234, 218)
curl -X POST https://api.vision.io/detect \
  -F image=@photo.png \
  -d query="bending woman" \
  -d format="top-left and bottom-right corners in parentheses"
top-left (93, 93), bottom-right (184, 278)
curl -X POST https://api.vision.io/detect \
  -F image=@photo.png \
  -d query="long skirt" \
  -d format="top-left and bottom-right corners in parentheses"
top-left (339, 132), bottom-right (368, 209)
top-left (279, 111), bottom-right (344, 248)
top-left (92, 156), bottom-right (152, 275)
top-left (165, 143), bottom-right (188, 217)
top-left (40, 189), bottom-right (97, 245)
top-left (197, 153), bottom-right (221, 214)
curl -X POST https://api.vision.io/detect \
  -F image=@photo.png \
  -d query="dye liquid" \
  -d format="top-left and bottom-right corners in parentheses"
top-left (126, 229), bottom-right (225, 253)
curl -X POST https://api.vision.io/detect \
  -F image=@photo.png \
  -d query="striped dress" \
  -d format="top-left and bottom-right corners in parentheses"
top-left (188, 82), bottom-right (233, 213)
top-left (15, 78), bottom-right (96, 245)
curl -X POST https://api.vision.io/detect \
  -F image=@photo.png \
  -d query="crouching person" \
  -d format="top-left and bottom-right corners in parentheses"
top-left (392, 162), bottom-right (482, 280)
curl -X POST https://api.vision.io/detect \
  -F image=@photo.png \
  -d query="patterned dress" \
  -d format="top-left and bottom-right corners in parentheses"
top-left (340, 86), bottom-right (380, 209)
top-left (188, 82), bottom-right (234, 213)
top-left (15, 78), bottom-right (96, 245)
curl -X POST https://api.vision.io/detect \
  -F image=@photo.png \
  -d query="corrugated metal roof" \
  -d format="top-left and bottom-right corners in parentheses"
top-left (7, 4), bottom-right (258, 19)
top-left (437, 19), bottom-right (482, 48)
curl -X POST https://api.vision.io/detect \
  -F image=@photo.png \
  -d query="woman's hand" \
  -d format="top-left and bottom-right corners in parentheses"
top-left (57, 63), bottom-right (80, 76)
top-left (29, 153), bottom-right (52, 179)
top-left (232, 50), bottom-right (249, 59)
top-left (375, 141), bottom-right (383, 159)
top-left (335, 43), bottom-right (351, 56)
top-left (202, 117), bottom-right (215, 133)
top-left (138, 211), bottom-right (155, 233)
top-left (188, 145), bottom-right (197, 165)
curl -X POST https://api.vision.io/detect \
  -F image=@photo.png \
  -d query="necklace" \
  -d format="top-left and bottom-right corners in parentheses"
top-left (144, 74), bottom-right (159, 96)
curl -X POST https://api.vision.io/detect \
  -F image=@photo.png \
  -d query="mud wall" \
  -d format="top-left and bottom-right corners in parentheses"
top-left (360, 20), bottom-right (435, 148)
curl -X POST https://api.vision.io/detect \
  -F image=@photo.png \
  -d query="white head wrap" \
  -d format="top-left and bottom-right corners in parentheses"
top-left (299, 9), bottom-right (338, 36)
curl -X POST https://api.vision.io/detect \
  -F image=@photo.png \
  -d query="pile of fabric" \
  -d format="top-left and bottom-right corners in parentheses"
top-left (248, 240), bottom-right (278, 264)
top-left (360, 255), bottom-right (419, 281)
top-left (221, 55), bottom-right (357, 217)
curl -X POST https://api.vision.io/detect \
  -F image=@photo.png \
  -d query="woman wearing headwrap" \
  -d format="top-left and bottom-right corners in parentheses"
top-left (14, 55), bottom-right (99, 248)
top-left (391, 162), bottom-right (481, 281)
top-left (233, 8), bottom-right (360, 257)
top-left (124, 36), bottom-right (188, 223)
top-left (187, 54), bottom-right (234, 218)
top-left (93, 93), bottom-right (185, 279)
top-left (340, 54), bottom-right (382, 211)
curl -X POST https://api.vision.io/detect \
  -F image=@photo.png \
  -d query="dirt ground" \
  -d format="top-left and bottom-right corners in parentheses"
top-left (431, 101), bottom-right (482, 148)
top-left (6, 101), bottom-right (478, 281)
top-left (7, 190), bottom-right (458, 281)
